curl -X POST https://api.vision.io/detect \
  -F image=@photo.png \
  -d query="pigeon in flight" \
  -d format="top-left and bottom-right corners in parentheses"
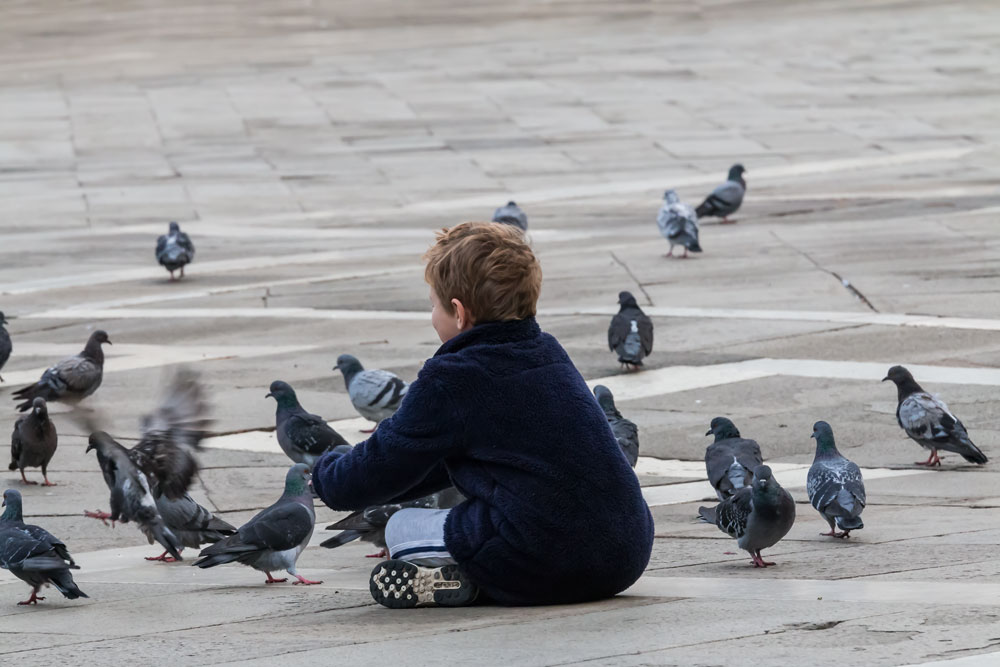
top-left (607, 291), bottom-right (653, 370)
top-left (657, 190), bottom-right (702, 258)
top-left (492, 201), bottom-right (528, 231)
top-left (1, 489), bottom-right (88, 605)
top-left (0, 311), bottom-right (11, 382)
top-left (333, 354), bottom-right (408, 433)
top-left (698, 465), bottom-right (795, 568)
top-left (807, 421), bottom-right (865, 539)
top-left (883, 365), bottom-right (987, 467)
top-left (156, 221), bottom-right (195, 281)
top-left (695, 164), bottom-right (746, 223)
top-left (9, 398), bottom-right (58, 486)
top-left (12, 330), bottom-right (111, 412)
top-left (593, 385), bottom-right (639, 467)
top-left (704, 417), bottom-right (763, 501)
top-left (267, 380), bottom-right (351, 467)
top-left (194, 463), bottom-right (321, 585)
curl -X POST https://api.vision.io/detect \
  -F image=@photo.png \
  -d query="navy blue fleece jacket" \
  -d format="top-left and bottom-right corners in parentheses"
top-left (312, 317), bottom-right (653, 605)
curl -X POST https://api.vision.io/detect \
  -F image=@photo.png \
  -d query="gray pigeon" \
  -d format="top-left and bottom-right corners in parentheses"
top-left (321, 486), bottom-right (465, 557)
top-left (593, 385), bottom-right (639, 467)
top-left (698, 465), bottom-right (795, 567)
top-left (704, 417), bottom-right (764, 501)
top-left (267, 380), bottom-right (351, 467)
top-left (0, 311), bottom-right (10, 382)
top-left (695, 164), bottom-right (746, 222)
top-left (12, 329), bottom-right (111, 412)
top-left (807, 421), bottom-right (865, 539)
top-left (607, 291), bottom-right (653, 370)
top-left (883, 365), bottom-right (987, 467)
top-left (148, 493), bottom-right (236, 562)
top-left (9, 397), bottom-right (58, 486)
top-left (156, 221), bottom-right (195, 280)
top-left (492, 201), bottom-right (528, 231)
top-left (657, 190), bottom-right (702, 258)
top-left (334, 354), bottom-right (408, 433)
top-left (1, 489), bottom-right (88, 605)
top-left (194, 463), bottom-right (321, 585)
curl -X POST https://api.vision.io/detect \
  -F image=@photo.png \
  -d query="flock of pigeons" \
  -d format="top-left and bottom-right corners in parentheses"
top-left (0, 164), bottom-right (989, 604)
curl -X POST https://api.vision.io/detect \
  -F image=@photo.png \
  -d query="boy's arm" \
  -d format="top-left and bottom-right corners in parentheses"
top-left (311, 373), bottom-right (461, 510)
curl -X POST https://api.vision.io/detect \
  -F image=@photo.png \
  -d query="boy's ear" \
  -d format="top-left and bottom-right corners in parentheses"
top-left (451, 298), bottom-right (474, 330)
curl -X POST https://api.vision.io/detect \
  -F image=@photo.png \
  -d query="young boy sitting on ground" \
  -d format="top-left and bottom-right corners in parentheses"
top-left (312, 222), bottom-right (653, 607)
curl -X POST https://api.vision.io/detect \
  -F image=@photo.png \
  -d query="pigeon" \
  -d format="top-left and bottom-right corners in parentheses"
top-left (321, 487), bottom-right (465, 558)
top-left (607, 291), bottom-right (653, 370)
top-left (1, 489), bottom-right (88, 605)
top-left (267, 380), bottom-right (351, 467)
top-left (883, 365), bottom-right (987, 467)
top-left (194, 463), bottom-right (321, 585)
top-left (656, 190), bottom-right (702, 258)
top-left (0, 311), bottom-right (10, 382)
top-left (492, 201), bottom-right (528, 231)
top-left (333, 354), bottom-right (408, 433)
top-left (593, 385), bottom-right (639, 467)
top-left (12, 329), bottom-right (111, 412)
top-left (156, 221), bottom-right (195, 281)
top-left (704, 417), bottom-right (764, 501)
top-left (148, 493), bottom-right (237, 562)
top-left (807, 421), bottom-right (865, 539)
top-left (695, 164), bottom-right (746, 223)
top-left (698, 465), bottom-right (795, 568)
top-left (9, 397), bottom-right (58, 486)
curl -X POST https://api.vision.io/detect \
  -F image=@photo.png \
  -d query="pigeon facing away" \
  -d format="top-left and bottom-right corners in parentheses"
top-left (883, 365), bottom-right (987, 467)
top-left (593, 385), bottom-right (639, 467)
top-left (607, 291), bottom-right (654, 370)
top-left (807, 421), bottom-right (865, 539)
top-left (698, 465), bottom-right (795, 567)
top-left (704, 417), bottom-right (764, 501)
top-left (267, 380), bottom-right (351, 467)
top-left (657, 190), bottom-right (702, 258)
top-left (194, 463), bottom-right (321, 585)
top-left (156, 221), bottom-right (195, 281)
top-left (0, 311), bottom-right (10, 382)
top-left (695, 164), bottom-right (746, 223)
top-left (12, 330), bottom-right (111, 412)
top-left (321, 487), bottom-right (465, 558)
top-left (1, 489), bottom-right (88, 605)
top-left (492, 201), bottom-right (528, 231)
top-left (9, 398), bottom-right (58, 486)
top-left (334, 354), bottom-right (408, 433)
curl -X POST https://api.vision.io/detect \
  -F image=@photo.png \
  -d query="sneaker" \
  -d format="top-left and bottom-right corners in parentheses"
top-left (369, 559), bottom-right (479, 608)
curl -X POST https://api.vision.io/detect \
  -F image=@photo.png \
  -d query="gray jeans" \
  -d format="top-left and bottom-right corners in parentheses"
top-left (384, 508), bottom-right (456, 567)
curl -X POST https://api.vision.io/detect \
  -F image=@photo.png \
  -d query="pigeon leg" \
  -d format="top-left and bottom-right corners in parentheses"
top-left (168, 269), bottom-right (175, 281)
top-left (17, 587), bottom-right (45, 605)
top-left (19, 470), bottom-right (38, 485)
top-left (820, 529), bottom-right (848, 538)
top-left (292, 574), bottom-right (323, 585)
top-left (665, 246), bottom-right (674, 258)
top-left (84, 509), bottom-right (115, 527)
top-left (720, 217), bottom-right (736, 224)
top-left (180, 266), bottom-right (185, 279)
top-left (754, 550), bottom-right (776, 567)
top-left (366, 548), bottom-right (387, 558)
top-left (915, 449), bottom-right (942, 466)
top-left (41, 466), bottom-right (56, 486)
top-left (264, 572), bottom-right (288, 584)
top-left (681, 248), bottom-right (689, 258)
top-left (145, 550), bottom-right (182, 562)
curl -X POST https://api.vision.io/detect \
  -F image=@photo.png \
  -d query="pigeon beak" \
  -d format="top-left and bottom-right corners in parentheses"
top-left (881, 376), bottom-right (890, 382)
top-left (265, 392), bottom-right (273, 399)
top-left (810, 432), bottom-right (817, 439)
top-left (705, 428), bottom-right (713, 436)
top-left (107, 339), bottom-right (113, 345)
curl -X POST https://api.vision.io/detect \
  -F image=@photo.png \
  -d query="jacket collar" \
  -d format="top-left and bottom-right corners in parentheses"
top-left (435, 317), bottom-right (540, 356)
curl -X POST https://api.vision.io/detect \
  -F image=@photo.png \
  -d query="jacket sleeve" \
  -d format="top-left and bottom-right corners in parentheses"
top-left (312, 370), bottom-right (462, 510)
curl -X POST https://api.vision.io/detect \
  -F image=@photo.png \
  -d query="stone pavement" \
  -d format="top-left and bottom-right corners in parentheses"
top-left (2, 0), bottom-right (1000, 664)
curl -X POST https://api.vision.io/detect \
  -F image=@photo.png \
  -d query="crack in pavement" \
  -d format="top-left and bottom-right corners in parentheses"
top-left (609, 251), bottom-right (654, 306)
top-left (769, 230), bottom-right (879, 312)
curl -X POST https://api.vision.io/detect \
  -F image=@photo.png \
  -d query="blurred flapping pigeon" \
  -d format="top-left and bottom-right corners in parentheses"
top-left (492, 201), bottom-right (528, 231)
top-left (1, 489), bottom-right (88, 605)
top-left (883, 365), bottom-right (987, 466)
top-left (704, 417), bottom-right (763, 501)
top-left (698, 465), bottom-right (795, 567)
top-left (194, 463), bottom-right (321, 585)
top-left (267, 380), bottom-right (351, 467)
top-left (657, 190), bottom-right (702, 258)
top-left (156, 221), bottom-right (195, 281)
top-left (12, 330), bottom-right (111, 412)
top-left (9, 397), bottom-right (58, 486)
top-left (334, 354), bottom-right (408, 433)
top-left (807, 421), bottom-right (865, 539)
top-left (607, 291), bottom-right (653, 370)
top-left (695, 164), bottom-right (746, 223)
top-left (0, 311), bottom-right (11, 381)
top-left (593, 385), bottom-right (639, 467)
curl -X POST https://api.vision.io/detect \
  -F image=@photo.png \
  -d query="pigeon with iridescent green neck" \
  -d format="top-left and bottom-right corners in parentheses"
top-left (267, 380), bottom-right (351, 467)
top-left (807, 421), bottom-right (865, 539)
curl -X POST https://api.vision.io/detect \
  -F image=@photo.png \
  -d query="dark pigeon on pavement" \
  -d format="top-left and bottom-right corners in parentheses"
top-left (807, 421), bottom-right (865, 539)
top-left (9, 397), bottom-right (58, 486)
top-left (156, 221), bottom-right (195, 281)
top-left (0, 311), bottom-right (11, 382)
top-left (657, 190), bottom-right (702, 258)
top-left (593, 385), bottom-right (639, 467)
top-left (492, 201), bottom-right (528, 231)
top-left (267, 380), bottom-right (351, 467)
top-left (334, 354), bottom-right (408, 433)
top-left (698, 465), bottom-right (795, 567)
top-left (607, 291), bottom-right (653, 370)
top-left (150, 493), bottom-right (236, 562)
top-left (704, 417), bottom-right (764, 501)
top-left (695, 164), bottom-right (746, 223)
top-left (194, 463), bottom-right (321, 585)
top-left (1, 489), bottom-right (76, 566)
top-left (883, 365), bottom-right (987, 467)
top-left (13, 330), bottom-right (111, 412)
